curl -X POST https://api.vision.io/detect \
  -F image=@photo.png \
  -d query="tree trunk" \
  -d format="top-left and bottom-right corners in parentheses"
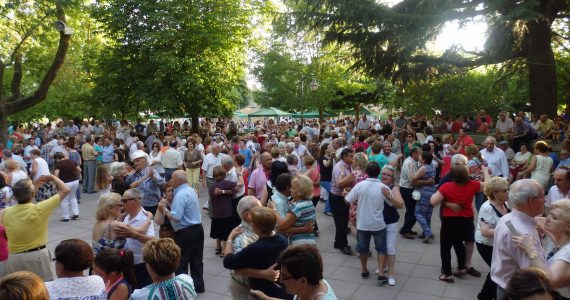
top-left (354, 103), bottom-right (360, 122)
top-left (526, 19), bottom-right (557, 116)
top-left (0, 106), bottom-right (7, 145)
top-left (319, 105), bottom-right (324, 123)
top-left (190, 111), bottom-right (200, 133)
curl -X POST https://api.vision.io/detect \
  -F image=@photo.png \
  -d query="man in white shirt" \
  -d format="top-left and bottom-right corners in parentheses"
top-left (116, 188), bottom-right (155, 288)
top-left (293, 137), bottom-right (307, 170)
top-left (345, 162), bottom-right (396, 285)
top-left (491, 179), bottom-right (546, 300)
top-left (23, 138), bottom-right (39, 168)
top-left (162, 140), bottom-right (183, 181)
top-left (494, 111), bottom-right (514, 142)
top-left (357, 115), bottom-right (372, 130)
top-left (480, 136), bottom-right (509, 180)
top-left (545, 167), bottom-right (570, 213)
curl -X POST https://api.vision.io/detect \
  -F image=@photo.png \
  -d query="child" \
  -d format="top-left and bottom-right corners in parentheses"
top-left (93, 248), bottom-right (137, 299)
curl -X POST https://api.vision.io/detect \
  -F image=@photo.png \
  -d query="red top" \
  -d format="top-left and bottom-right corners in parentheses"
top-left (0, 225), bottom-right (7, 261)
top-left (458, 135), bottom-right (474, 155)
top-left (451, 121), bottom-right (463, 133)
top-left (439, 180), bottom-right (480, 218)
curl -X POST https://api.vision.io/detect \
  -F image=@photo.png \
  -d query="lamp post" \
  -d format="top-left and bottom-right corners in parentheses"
top-left (300, 74), bottom-right (319, 126)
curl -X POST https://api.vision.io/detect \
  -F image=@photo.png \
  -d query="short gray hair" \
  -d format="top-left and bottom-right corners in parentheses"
top-left (509, 179), bottom-right (542, 207)
top-left (237, 196), bottom-right (261, 220)
top-left (108, 162), bottom-right (125, 178)
top-left (485, 136), bottom-right (496, 144)
top-left (451, 154), bottom-right (468, 167)
top-left (222, 156), bottom-right (234, 167)
top-left (124, 188), bottom-right (143, 204)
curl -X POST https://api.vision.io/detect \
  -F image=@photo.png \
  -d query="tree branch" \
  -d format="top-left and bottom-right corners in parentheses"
top-left (5, 0), bottom-right (71, 115)
top-left (0, 59), bottom-right (4, 101)
top-left (10, 53), bottom-right (22, 100)
top-left (10, 14), bottom-right (51, 62)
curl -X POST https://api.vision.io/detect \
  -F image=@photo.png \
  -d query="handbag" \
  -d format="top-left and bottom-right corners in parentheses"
top-left (412, 189), bottom-right (421, 201)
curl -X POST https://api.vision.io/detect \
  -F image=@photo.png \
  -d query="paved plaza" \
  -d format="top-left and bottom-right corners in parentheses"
top-left (45, 190), bottom-right (487, 300)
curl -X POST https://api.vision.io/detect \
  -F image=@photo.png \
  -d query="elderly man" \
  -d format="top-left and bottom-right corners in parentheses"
top-left (491, 179), bottom-right (546, 299)
top-left (201, 143), bottom-right (228, 212)
top-left (115, 188), bottom-right (155, 288)
top-left (101, 137), bottom-right (116, 167)
top-left (81, 137), bottom-right (99, 194)
top-left (293, 137), bottom-right (307, 171)
top-left (248, 152), bottom-right (272, 201)
top-left (0, 176), bottom-right (69, 280)
top-left (357, 114), bottom-right (372, 130)
top-left (497, 140), bottom-right (515, 162)
top-left (125, 151), bottom-right (165, 216)
top-left (558, 150), bottom-right (570, 168)
top-left (536, 114), bottom-right (554, 138)
top-left (480, 136), bottom-right (509, 180)
top-left (495, 111), bottom-right (514, 142)
top-left (545, 167), bottom-right (570, 214)
top-left (65, 120), bottom-right (79, 137)
top-left (399, 147), bottom-right (425, 239)
top-left (0, 149), bottom-right (28, 173)
top-left (159, 170), bottom-right (205, 293)
top-left (330, 148), bottom-right (356, 255)
top-left (512, 116), bottom-right (538, 152)
top-left (162, 140), bottom-right (183, 182)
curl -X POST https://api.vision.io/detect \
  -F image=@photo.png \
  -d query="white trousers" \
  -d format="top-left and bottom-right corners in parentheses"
top-left (60, 180), bottom-right (79, 219)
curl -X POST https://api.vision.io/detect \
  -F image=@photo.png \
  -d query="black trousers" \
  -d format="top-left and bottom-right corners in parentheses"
top-left (134, 263), bottom-right (152, 288)
top-left (330, 193), bottom-right (349, 249)
top-left (476, 242), bottom-right (496, 300)
top-left (175, 224), bottom-right (205, 293)
top-left (440, 217), bottom-right (468, 276)
top-left (311, 196), bottom-right (320, 231)
top-left (399, 187), bottom-right (417, 234)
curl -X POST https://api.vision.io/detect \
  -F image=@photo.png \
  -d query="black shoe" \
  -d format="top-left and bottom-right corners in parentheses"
top-left (340, 246), bottom-right (353, 255)
top-left (377, 275), bottom-right (388, 284)
top-left (71, 215), bottom-right (79, 220)
top-left (60, 218), bottom-right (69, 222)
top-left (362, 271), bottom-right (370, 278)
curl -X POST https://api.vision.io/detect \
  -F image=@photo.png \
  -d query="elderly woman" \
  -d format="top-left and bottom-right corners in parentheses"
top-left (510, 144), bottom-right (532, 183)
top-left (184, 139), bottom-right (203, 192)
top-left (149, 141), bottom-right (164, 177)
top-left (92, 193), bottom-right (127, 254)
top-left (475, 177), bottom-right (510, 300)
top-left (109, 162), bottom-right (129, 196)
top-left (223, 206), bottom-right (289, 299)
top-left (250, 244), bottom-right (337, 300)
top-left (520, 141), bottom-right (553, 189)
top-left (30, 149), bottom-right (54, 201)
top-left (54, 152), bottom-right (82, 222)
top-left (276, 175), bottom-right (317, 245)
top-left (130, 239), bottom-right (197, 299)
top-left (514, 199), bottom-right (570, 298)
top-left (431, 164), bottom-right (490, 283)
top-left (4, 160), bottom-right (27, 187)
top-left (45, 239), bottom-right (106, 299)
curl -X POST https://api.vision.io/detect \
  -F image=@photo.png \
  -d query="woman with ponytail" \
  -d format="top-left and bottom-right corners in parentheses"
top-left (93, 248), bottom-right (137, 300)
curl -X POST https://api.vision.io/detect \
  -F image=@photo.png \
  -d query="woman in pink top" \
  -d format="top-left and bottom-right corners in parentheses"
top-left (304, 155), bottom-right (321, 236)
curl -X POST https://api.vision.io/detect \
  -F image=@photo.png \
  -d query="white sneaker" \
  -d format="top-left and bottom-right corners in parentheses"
top-left (374, 269), bottom-right (380, 275)
top-left (388, 277), bottom-right (396, 286)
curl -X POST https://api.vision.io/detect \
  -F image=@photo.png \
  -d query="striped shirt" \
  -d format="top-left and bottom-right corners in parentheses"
top-left (289, 200), bottom-right (316, 245)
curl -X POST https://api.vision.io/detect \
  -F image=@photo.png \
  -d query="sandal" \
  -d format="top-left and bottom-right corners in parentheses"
top-left (215, 247), bottom-right (222, 256)
top-left (453, 269), bottom-right (467, 277)
top-left (439, 274), bottom-right (455, 283)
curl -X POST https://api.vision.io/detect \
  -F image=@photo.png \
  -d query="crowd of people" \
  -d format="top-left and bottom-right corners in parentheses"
top-left (0, 110), bottom-right (568, 300)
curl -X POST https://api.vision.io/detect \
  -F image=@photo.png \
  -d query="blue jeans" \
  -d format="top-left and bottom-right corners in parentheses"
top-left (320, 181), bottom-right (331, 213)
top-left (356, 228), bottom-right (387, 255)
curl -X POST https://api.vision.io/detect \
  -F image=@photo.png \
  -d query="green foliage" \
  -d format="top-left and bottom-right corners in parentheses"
top-left (91, 0), bottom-right (263, 120)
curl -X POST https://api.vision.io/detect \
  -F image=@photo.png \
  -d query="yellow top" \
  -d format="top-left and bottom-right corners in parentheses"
top-left (81, 143), bottom-right (97, 160)
top-left (3, 195), bottom-right (60, 253)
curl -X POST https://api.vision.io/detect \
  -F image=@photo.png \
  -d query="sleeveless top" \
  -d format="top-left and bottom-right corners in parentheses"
top-left (92, 223), bottom-right (126, 254)
top-left (32, 157), bottom-right (50, 182)
top-left (108, 277), bottom-right (132, 299)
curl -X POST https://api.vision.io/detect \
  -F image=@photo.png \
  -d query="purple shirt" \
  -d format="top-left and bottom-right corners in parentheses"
top-left (331, 160), bottom-right (352, 196)
top-left (491, 209), bottom-right (546, 289)
top-left (248, 166), bottom-right (268, 199)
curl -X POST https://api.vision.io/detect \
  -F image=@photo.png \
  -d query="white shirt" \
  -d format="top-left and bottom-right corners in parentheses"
top-left (495, 118), bottom-right (514, 133)
top-left (201, 153), bottom-right (228, 178)
top-left (399, 157), bottom-right (417, 189)
top-left (546, 185), bottom-right (570, 208)
top-left (480, 147), bottom-right (509, 179)
top-left (23, 145), bottom-right (38, 163)
top-left (226, 167), bottom-right (245, 198)
top-left (162, 148), bottom-right (183, 169)
top-left (124, 208), bottom-right (155, 265)
top-left (345, 178), bottom-right (387, 231)
top-left (31, 157), bottom-right (50, 182)
top-left (46, 276), bottom-right (106, 300)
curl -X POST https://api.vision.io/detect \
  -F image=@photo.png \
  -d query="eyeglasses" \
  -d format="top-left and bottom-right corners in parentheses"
top-left (121, 197), bottom-right (138, 203)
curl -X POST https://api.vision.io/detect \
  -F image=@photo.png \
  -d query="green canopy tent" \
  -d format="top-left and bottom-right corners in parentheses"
top-left (248, 107), bottom-right (292, 117)
top-left (233, 112), bottom-right (248, 118)
top-left (292, 110), bottom-right (337, 118)
top-left (344, 107), bottom-right (375, 116)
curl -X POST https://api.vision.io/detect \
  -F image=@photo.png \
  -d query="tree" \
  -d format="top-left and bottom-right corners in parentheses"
top-left (0, 0), bottom-right (72, 143)
top-left (92, 0), bottom-right (265, 131)
top-left (294, 0), bottom-right (570, 116)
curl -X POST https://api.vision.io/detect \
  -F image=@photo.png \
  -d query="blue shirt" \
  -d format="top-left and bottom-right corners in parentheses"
top-left (558, 158), bottom-right (570, 169)
top-left (102, 145), bottom-right (115, 163)
top-left (239, 148), bottom-right (253, 168)
top-left (125, 168), bottom-right (164, 207)
top-left (170, 183), bottom-right (201, 231)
